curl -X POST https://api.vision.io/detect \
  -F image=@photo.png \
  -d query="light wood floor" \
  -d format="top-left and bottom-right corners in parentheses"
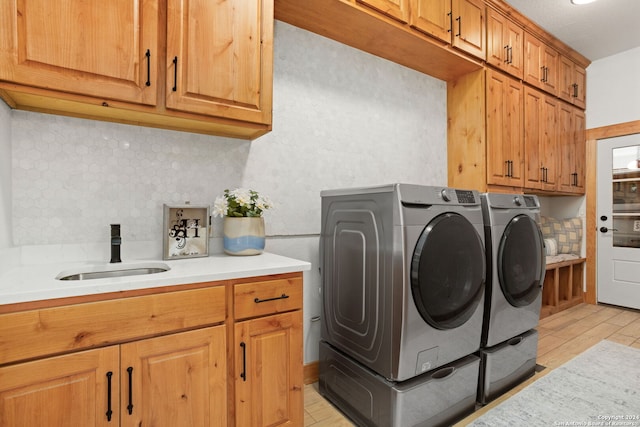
top-left (304, 303), bottom-right (640, 427)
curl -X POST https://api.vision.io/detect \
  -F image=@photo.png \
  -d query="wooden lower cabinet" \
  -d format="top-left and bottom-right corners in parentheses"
top-left (121, 327), bottom-right (227, 427)
top-left (0, 326), bottom-right (226, 427)
top-left (0, 346), bottom-right (119, 427)
top-left (234, 299), bottom-right (303, 427)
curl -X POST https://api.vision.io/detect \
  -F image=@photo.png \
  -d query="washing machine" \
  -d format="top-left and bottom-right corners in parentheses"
top-left (480, 193), bottom-right (545, 348)
top-left (320, 184), bottom-right (486, 382)
top-left (478, 193), bottom-right (545, 404)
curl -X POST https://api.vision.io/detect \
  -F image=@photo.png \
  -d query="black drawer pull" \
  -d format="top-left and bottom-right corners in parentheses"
top-left (106, 371), bottom-right (113, 422)
top-left (240, 342), bottom-right (247, 381)
top-left (127, 366), bottom-right (134, 415)
top-left (254, 294), bottom-right (289, 304)
top-left (145, 49), bottom-right (151, 87)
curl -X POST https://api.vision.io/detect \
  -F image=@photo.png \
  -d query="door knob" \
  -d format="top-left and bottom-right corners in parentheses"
top-left (600, 227), bottom-right (618, 233)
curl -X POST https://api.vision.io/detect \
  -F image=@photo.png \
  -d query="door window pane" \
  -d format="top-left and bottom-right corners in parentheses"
top-left (612, 146), bottom-right (640, 248)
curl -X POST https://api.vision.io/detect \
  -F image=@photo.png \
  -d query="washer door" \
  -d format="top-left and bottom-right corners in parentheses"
top-left (498, 214), bottom-right (545, 307)
top-left (411, 212), bottom-right (485, 330)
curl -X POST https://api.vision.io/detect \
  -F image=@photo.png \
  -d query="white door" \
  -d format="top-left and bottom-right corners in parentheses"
top-left (597, 133), bottom-right (640, 309)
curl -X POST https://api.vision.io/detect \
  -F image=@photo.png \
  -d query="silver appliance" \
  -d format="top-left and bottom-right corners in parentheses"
top-left (478, 193), bottom-right (545, 404)
top-left (319, 184), bottom-right (486, 426)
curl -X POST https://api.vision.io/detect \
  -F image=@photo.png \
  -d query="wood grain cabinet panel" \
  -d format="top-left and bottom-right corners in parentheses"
top-left (0, 0), bottom-right (274, 139)
top-left (557, 103), bottom-right (586, 194)
top-left (234, 276), bottom-right (303, 320)
top-left (524, 32), bottom-right (559, 96)
top-left (486, 69), bottom-right (524, 187)
top-left (121, 326), bottom-right (227, 427)
top-left (409, 0), bottom-right (485, 59)
top-left (0, 346), bottom-right (120, 427)
top-left (559, 55), bottom-right (586, 109)
top-left (524, 86), bottom-right (558, 191)
top-left (358, 0), bottom-right (409, 23)
top-left (0, 0), bottom-right (158, 105)
top-left (166, 0), bottom-right (273, 125)
top-left (486, 8), bottom-right (523, 79)
top-left (234, 311), bottom-right (303, 427)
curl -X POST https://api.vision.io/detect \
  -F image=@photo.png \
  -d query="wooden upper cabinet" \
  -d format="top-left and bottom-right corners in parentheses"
top-left (557, 103), bottom-right (586, 193)
top-left (559, 55), bottom-right (586, 109)
top-left (452, 0), bottom-right (485, 59)
top-left (486, 8), bottom-right (523, 79)
top-left (524, 32), bottom-right (559, 96)
top-left (486, 69), bottom-right (524, 187)
top-left (524, 86), bottom-right (558, 191)
top-left (358, 0), bottom-right (409, 23)
top-left (0, 346), bottom-right (119, 427)
top-left (166, 0), bottom-right (273, 125)
top-left (409, 0), bottom-right (450, 43)
top-left (0, 0), bottom-right (158, 105)
top-left (409, 0), bottom-right (485, 59)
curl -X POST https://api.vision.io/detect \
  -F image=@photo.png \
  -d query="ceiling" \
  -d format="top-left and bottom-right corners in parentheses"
top-left (504, 0), bottom-right (640, 62)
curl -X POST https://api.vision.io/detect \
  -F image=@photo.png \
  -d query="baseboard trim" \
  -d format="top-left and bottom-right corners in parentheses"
top-left (304, 361), bottom-right (319, 384)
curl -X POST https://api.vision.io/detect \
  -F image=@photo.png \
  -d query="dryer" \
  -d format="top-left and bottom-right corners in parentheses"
top-left (480, 193), bottom-right (546, 348)
top-left (477, 193), bottom-right (545, 404)
top-left (320, 184), bottom-right (486, 381)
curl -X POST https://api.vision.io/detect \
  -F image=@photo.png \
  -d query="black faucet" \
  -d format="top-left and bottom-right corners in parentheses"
top-left (110, 224), bottom-right (122, 263)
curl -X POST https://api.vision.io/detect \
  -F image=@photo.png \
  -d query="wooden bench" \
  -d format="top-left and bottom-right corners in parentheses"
top-left (540, 257), bottom-right (586, 319)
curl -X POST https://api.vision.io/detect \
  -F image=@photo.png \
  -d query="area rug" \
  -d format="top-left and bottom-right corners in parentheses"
top-left (468, 340), bottom-right (640, 426)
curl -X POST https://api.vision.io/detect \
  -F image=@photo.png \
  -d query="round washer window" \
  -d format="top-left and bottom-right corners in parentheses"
top-left (411, 212), bottom-right (485, 330)
top-left (498, 214), bottom-right (545, 307)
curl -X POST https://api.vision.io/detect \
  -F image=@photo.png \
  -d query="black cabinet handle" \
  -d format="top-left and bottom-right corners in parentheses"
top-left (172, 56), bottom-right (178, 92)
top-left (455, 16), bottom-right (461, 37)
top-left (254, 293), bottom-right (289, 304)
top-left (572, 83), bottom-right (579, 98)
top-left (106, 371), bottom-right (113, 422)
top-left (447, 12), bottom-right (452, 33)
top-left (240, 342), bottom-right (247, 381)
top-left (504, 45), bottom-right (509, 63)
top-left (127, 366), bottom-right (134, 415)
top-left (145, 49), bottom-right (151, 87)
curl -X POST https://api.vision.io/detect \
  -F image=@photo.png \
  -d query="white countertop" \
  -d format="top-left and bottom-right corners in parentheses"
top-left (0, 252), bottom-right (311, 306)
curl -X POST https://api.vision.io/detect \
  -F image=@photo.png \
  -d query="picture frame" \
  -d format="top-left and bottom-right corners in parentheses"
top-left (163, 204), bottom-right (210, 260)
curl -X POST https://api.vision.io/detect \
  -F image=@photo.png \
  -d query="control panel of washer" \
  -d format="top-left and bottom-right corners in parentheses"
top-left (455, 190), bottom-right (476, 204)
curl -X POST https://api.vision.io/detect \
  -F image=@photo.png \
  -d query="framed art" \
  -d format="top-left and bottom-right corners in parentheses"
top-left (163, 204), bottom-right (210, 260)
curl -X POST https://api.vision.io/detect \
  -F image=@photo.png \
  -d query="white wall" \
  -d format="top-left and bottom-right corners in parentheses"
top-left (0, 100), bottom-right (11, 250)
top-left (5, 22), bottom-right (447, 363)
top-left (586, 46), bottom-right (640, 129)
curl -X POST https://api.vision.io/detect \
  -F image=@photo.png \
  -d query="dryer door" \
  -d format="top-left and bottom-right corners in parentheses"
top-left (411, 212), bottom-right (485, 330)
top-left (498, 214), bottom-right (545, 307)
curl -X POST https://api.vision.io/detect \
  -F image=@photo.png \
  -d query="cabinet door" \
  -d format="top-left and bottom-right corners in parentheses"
top-left (451, 0), bottom-right (485, 59)
top-left (121, 326), bottom-right (227, 427)
top-left (486, 69), bottom-right (523, 187)
top-left (409, 0), bottom-right (451, 43)
top-left (486, 9), bottom-right (523, 79)
top-left (541, 44), bottom-right (559, 95)
top-left (557, 102), bottom-right (575, 193)
top-left (504, 19), bottom-right (524, 79)
top-left (558, 56), bottom-right (575, 104)
top-left (235, 311), bottom-right (303, 427)
top-left (166, 0), bottom-right (273, 125)
top-left (358, 0), bottom-right (408, 23)
top-left (524, 87), bottom-right (543, 189)
top-left (524, 33), bottom-right (543, 89)
top-left (572, 109), bottom-right (586, 192)
top-left (0, 347), bottom-right (119, 427)
top-left (540, 95), bottom-right (558, 191)
top-left (0, 0), bottom-right (158, 105)
top-left (573, 64), bottom-right (586, 109)
top-left (486, 9), bottom-right (507, 68)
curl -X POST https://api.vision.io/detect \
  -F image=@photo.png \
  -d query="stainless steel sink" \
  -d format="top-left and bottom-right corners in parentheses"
top-left (56, 262), bottom-right (170, 281)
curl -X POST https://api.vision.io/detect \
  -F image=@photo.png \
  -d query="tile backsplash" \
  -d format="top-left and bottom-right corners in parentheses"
top-left (9, 21), bottom-right (447, 247)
